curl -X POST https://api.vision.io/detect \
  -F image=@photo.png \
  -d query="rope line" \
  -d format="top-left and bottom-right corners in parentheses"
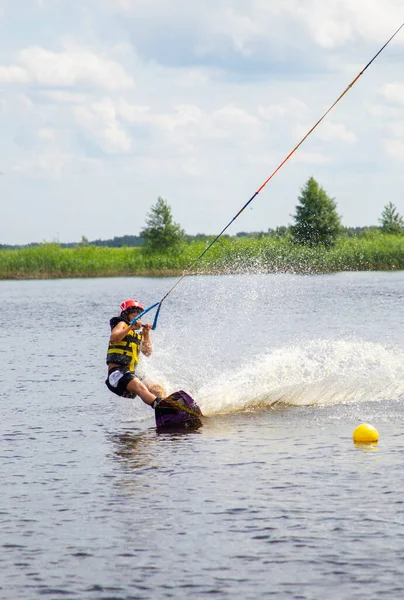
top-left (136, 22), bottom-right (404, 328)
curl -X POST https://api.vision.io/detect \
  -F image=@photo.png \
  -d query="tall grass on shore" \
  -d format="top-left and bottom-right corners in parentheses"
top-left (0, 243), bottom-right (190, 279)
top-left (200, 232), bottom-right (404, 274)
top-left (0, 233), bottom-right (403, 280)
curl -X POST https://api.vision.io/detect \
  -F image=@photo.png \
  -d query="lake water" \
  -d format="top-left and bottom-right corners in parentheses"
top-left (1, 271), bottom-right (404, 599)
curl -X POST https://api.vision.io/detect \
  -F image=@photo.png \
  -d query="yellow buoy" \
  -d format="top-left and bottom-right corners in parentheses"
top-left (353, 423), bottom-right (379, 443)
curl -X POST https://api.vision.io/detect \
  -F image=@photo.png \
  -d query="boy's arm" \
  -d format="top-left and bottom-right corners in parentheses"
top-left (110, 320), bottom-right (140, 343)
top-left (141, 324), bottom-right (152, 356)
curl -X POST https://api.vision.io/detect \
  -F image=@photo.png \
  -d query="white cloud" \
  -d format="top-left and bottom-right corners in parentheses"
top-left (0, 65), bottom-right (29, 84)
top-left (117, 100), bottom-right (259, 140)
top-left (176, 69), bottom-right (210, 87)
top-left (180, 156), bottom-right (201, 176)
top-left (277, 0), bottom-right (403, 49)
top-left (259, 98), bottom-right (307, 120)
top-left (117, 102), bottom-right (205, 144)
top-left (36, 151), bottom-right (67, 176)
top-left (381, 83), bottom-right (404, 105)
top-left (1, 0), bottom-right (404, 244)
top-left (117, 100), bottom-right (151, 123)
top-left (293, 151), bottom-right (332, 165)
top-left (17, 94), bottom-right (33, 108)
top-left (38, 128), bottom-right (55, 140)
top-left (213, 105), bottom-right (260, 127)
top-left (210, 9), bottom-right (263, 55)
top-left (105, 0), bottom-right (404, 59)
top-left (385, 139), bottom-right (404, 162)
top-left (295, 120), bottom-right (357, 144)
top-left (0, 46), bottom-right (135, 90)
top-left (153, 104), bottom-right (204, 132)
top-left (11, 149), bottom-right (104, 180)
top-left (41, 90), bottom-right (88, 104)
top-left (74, 98), bottom-right (132, 154)
top-left (369, 104), bottom-right (402, 119)
top-left (291, 1), bottom-right (354, 49)
top-left (388, 121), bottom-right (404, 137)
top-left (315, 121), bottom-right (357, 143)
top-left (13, 151), bottom-right (71, 178)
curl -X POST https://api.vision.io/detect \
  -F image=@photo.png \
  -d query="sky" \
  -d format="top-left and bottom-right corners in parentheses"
top-left (0, 0), bottom-right (404, 244)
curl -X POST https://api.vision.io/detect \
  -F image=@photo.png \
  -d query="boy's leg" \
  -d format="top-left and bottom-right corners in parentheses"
top-left (125, 377), bottom-right (158, 406)
top-left (144, 381), bottom-right (167, 398)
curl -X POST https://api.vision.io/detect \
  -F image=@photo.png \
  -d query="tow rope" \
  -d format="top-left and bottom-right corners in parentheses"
top-left (133, 22), bottom-right (404, 330)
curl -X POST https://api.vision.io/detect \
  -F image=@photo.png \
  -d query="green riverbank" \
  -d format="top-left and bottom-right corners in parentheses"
top-left (0, 233), bottom-right (403, 280)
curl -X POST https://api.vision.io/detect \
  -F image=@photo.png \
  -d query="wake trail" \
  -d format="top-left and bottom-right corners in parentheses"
top-left (196, 340), bottom-right (404, 415)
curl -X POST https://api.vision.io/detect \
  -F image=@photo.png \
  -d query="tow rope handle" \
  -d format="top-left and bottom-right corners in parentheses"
top-left (131, 302), bottom-right (162, 330)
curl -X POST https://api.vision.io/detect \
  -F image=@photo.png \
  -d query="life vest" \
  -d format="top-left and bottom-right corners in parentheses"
top-left (106, 316), bottom-right (142, 371)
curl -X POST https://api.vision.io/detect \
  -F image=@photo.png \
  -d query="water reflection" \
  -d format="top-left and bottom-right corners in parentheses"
top-left (109, 425), bottom-right (202, 470)
top-left (156, 422), bottom-right (203, 435)
top-left (353, 442), bottom-right (380, 452)
top-left (109, 430), bottom-right (155, 469)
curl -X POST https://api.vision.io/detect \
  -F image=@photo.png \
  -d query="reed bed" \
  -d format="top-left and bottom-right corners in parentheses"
top-left (0, 234), bottom-right (403, 280)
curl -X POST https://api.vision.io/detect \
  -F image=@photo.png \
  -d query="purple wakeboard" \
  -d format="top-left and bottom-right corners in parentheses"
top-left (155, 390), bottom-right (203, 430)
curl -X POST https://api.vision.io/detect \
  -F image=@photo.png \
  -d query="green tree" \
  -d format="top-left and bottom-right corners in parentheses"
top-left (290, 177), bottom-right (342, 247)
top-left (379, 201), bottom-right (404, 234)
top-left (140, 197), bottom-right (185, 253)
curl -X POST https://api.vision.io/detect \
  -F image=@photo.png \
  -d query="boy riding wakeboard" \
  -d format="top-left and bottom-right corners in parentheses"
top-left (105, 299), bottom-right (203, 428)
top-left (105, 299), bottom-right (163, 408)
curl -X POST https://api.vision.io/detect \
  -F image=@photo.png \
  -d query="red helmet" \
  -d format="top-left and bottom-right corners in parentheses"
top-left (120, 299), bottom-right (144, 312)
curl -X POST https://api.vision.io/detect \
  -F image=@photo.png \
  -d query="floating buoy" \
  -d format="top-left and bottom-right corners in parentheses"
top-left (353, 423), bottom-right (379, 443)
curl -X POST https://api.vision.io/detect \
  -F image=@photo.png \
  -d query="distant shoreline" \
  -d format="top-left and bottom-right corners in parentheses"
top-left (1, 265), bottom-right (403, 281)
top-left (0, 269), bottom-right (186, 280)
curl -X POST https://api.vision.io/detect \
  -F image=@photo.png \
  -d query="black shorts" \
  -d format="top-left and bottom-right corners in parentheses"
top-left (105, 366), bottom-right (138, 398)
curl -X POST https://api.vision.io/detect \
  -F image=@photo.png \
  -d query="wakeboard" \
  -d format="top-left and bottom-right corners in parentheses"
top-left (155, 390), bottom-right (203, 430)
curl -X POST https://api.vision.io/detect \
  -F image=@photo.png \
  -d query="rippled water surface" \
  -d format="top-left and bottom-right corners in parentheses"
top-left (1, 272), bottom-right (404, 599)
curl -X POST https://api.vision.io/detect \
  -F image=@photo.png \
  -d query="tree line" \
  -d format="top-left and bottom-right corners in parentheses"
top-left (138, 178), bottom-right (403, 253)
top-left (1, 178), bottom-right (403, 251)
